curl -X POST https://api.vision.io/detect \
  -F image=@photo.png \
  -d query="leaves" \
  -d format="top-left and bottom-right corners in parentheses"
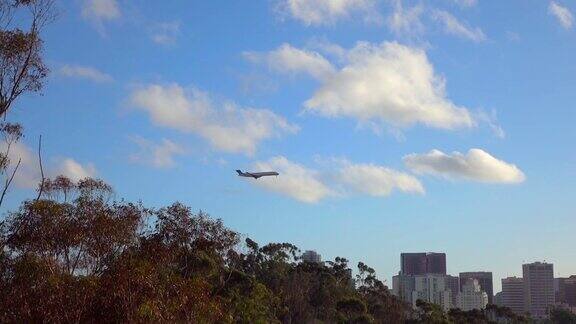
top-left (0, 177), bottom-right (411, 322)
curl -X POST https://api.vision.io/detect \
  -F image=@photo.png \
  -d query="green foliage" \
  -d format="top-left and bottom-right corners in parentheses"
top-left (406, 301), bottom-right (534, 324)
top-left (549, 307), bottom-right (576, 324)
top-left (5, 177), bottom-right (568, 323)
top-left (0, 177), bottom-right (410, 323)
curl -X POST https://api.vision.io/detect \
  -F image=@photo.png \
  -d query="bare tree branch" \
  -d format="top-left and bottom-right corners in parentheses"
top-left (35, 134), bottom-right (43, 201)
top-left (0, 157), bottom-right (20, 207)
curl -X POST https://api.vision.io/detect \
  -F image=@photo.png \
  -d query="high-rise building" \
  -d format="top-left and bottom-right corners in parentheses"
top-left (459, 272), bottom-right (494, 304)
top-left (427, 253), bottom-right (447, 275)
top-left (401, 252), bottom-right (446, 275)
top-left (412, 274), bottom-right (453, 311)
top-left (555, 277), bottom-right (567, 303)
top-left (445, 275), bottom-right (460, 307)
top-left (401, 253), bottom-right (427, 275)
top-left (301, 250), bottom-right (322, 263)
top-left (558, 275), bottom-right (576, 307)
top-left (393, 273), bottom-right (416, 304)
top-left (523, 262), bottom-right (554, 318)
top-left (395, 252), bottom-right (451, 311)
top-left (501, 277), bottom-right (524, 315)
top-left (566, 276), bottom-right (576, 307)
top-left (457, 278), bottom-right (489, 311)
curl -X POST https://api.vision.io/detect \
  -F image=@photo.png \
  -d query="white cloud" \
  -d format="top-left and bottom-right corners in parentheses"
top-left (337, 162), bottom-right (425, 196)
top-left (82, 0), bottom-right (120, 23)
top-left (246, 156), bottom-right (424, 203)
top-left (130, 84), bottom-right (299, 156)
top-left (1, 141), bottom-right (40, 189)
top-left (252, 156), bottom-right (332, 203)
top-left (151, 21), bottom-right (180, 46)
top-left (244, 43), bottom-right (336, 80)
top-left (130, 137), bottom-right (185, 168)
top-left (55, 159), bottom-right (97, 183)
top-left (404, 148), bottom-right (525, 184)
top-left (59, 64), bottom-right (113, 83)
top-left (476, 109), bottom-right (505, 139)
top-left (549, 1), bottom-right (573, 29)
top-left (304, 41), bottom-right (475, 130)
top-left (306, 38), bottom-right (348, 62)
top-left (432, 10), bottom-right (486, 42)
top-left (387, 0), bottom-right (425, 36)
top-left (1, 142), bottom-right (97, 189)
top-left (278, 0), bottom-right (380, 26)
top-left (449, 0), bottom-right (477, 8)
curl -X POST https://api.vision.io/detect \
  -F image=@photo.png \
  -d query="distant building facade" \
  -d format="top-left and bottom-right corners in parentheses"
top-left (393, 273), bottom-right (415, 304)
top-left (394, 252), bottom-right (451, 311)
top-left (445, 275), bottom-right (460, 307)
top-left (401, 253), bottom-right (427, 275)
top-left (411, 274), bottom-right (453, 311)
top-left (457, 278), bottom-right (488, 311)
top-left (523, 262), bottom-right (554, 318)
top-left (555, 277), bottom-right (567, 303)
top-left (302, 250), bottom-right (322, 263)
top-left (459, 272), bottom-right (494, 304)
top-left (494, 291), bottom-right (503, 306)
top-left (566, 276), bottom-right (576, 307)
top-left (401, 252), bottom-right (446, 275)
top-left (426, 253), bottom-right (447, 275)
top-left (501, 277), bottom-right (525, 315)
top-left (556, 275), bottom-right (576, 307)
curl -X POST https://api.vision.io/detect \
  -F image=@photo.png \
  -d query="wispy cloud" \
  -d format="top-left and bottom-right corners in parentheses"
top-left (449, 0), bottom-right (477, 8)
top-left (55, 159), bottom-right (97, 183)
top-left (244, 43), bottom-right (336, 80)
top-left (432, 10), bottom-right (486, 42)
top-left (130, 84), bottom-right (298, 156)
top-left (404, 149), bottom-right (525, 184)
top-left (387, 0), bottom-right (425, 36)
top-left (81, 0), bottom-right (121, 33)
top-left (1, 141), bottom-right (97, 189)
top-left (59, 64), bottom-right (113, 83)
top-left (549, 1), bottom-right (573, 29)
top-left (129, 137), bottom-right (185, 169)
top-left (476, 109), bottom-right (505, 139)
top-left (150, 21), bottom-right (181, 46)
top-left (1, 141), bottom-right (39, 189)
top-left (336, 162), bottom-right (425, 196)
top-left (276, 0), bottom-right (381, 26)
top-left (246, 156), bottom-right (423, 203)
top-left (252, 156), bottom-right (332, 203)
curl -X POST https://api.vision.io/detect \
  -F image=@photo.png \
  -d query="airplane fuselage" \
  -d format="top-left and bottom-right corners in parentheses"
top-left (236, 170), bottom-right (279, 179)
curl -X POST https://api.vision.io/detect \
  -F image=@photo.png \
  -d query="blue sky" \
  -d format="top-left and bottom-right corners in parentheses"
top-left (4, 0), bottom-right (576, 292)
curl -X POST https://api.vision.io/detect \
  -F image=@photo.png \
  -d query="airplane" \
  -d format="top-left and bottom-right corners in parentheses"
top-left (236, 170), bottom-right (279, 179)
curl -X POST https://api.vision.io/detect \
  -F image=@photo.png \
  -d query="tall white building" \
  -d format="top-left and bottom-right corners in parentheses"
top-left (523, 262), bottom-right (554, 318)
top-left (392, 273), bottom-right (415, 304)
top-left (457, 278), bottom-right (488, 311)
top-left (411, 274), bottom-right (453, 311)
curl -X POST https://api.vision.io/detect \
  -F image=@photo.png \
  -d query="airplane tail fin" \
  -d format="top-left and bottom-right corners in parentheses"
top-left (236, 170), bottom-right (242, 175)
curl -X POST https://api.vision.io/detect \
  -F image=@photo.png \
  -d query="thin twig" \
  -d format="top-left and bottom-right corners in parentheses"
top-left (35, 135), bottom-right (44, 201)
top-left (0, 158), bottom-right (21, 207)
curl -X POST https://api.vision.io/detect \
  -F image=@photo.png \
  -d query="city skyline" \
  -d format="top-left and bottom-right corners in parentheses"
top-left (392, 251), bottom-right (574, 318)
top-left (1, 0), bottom-right (575, 296)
